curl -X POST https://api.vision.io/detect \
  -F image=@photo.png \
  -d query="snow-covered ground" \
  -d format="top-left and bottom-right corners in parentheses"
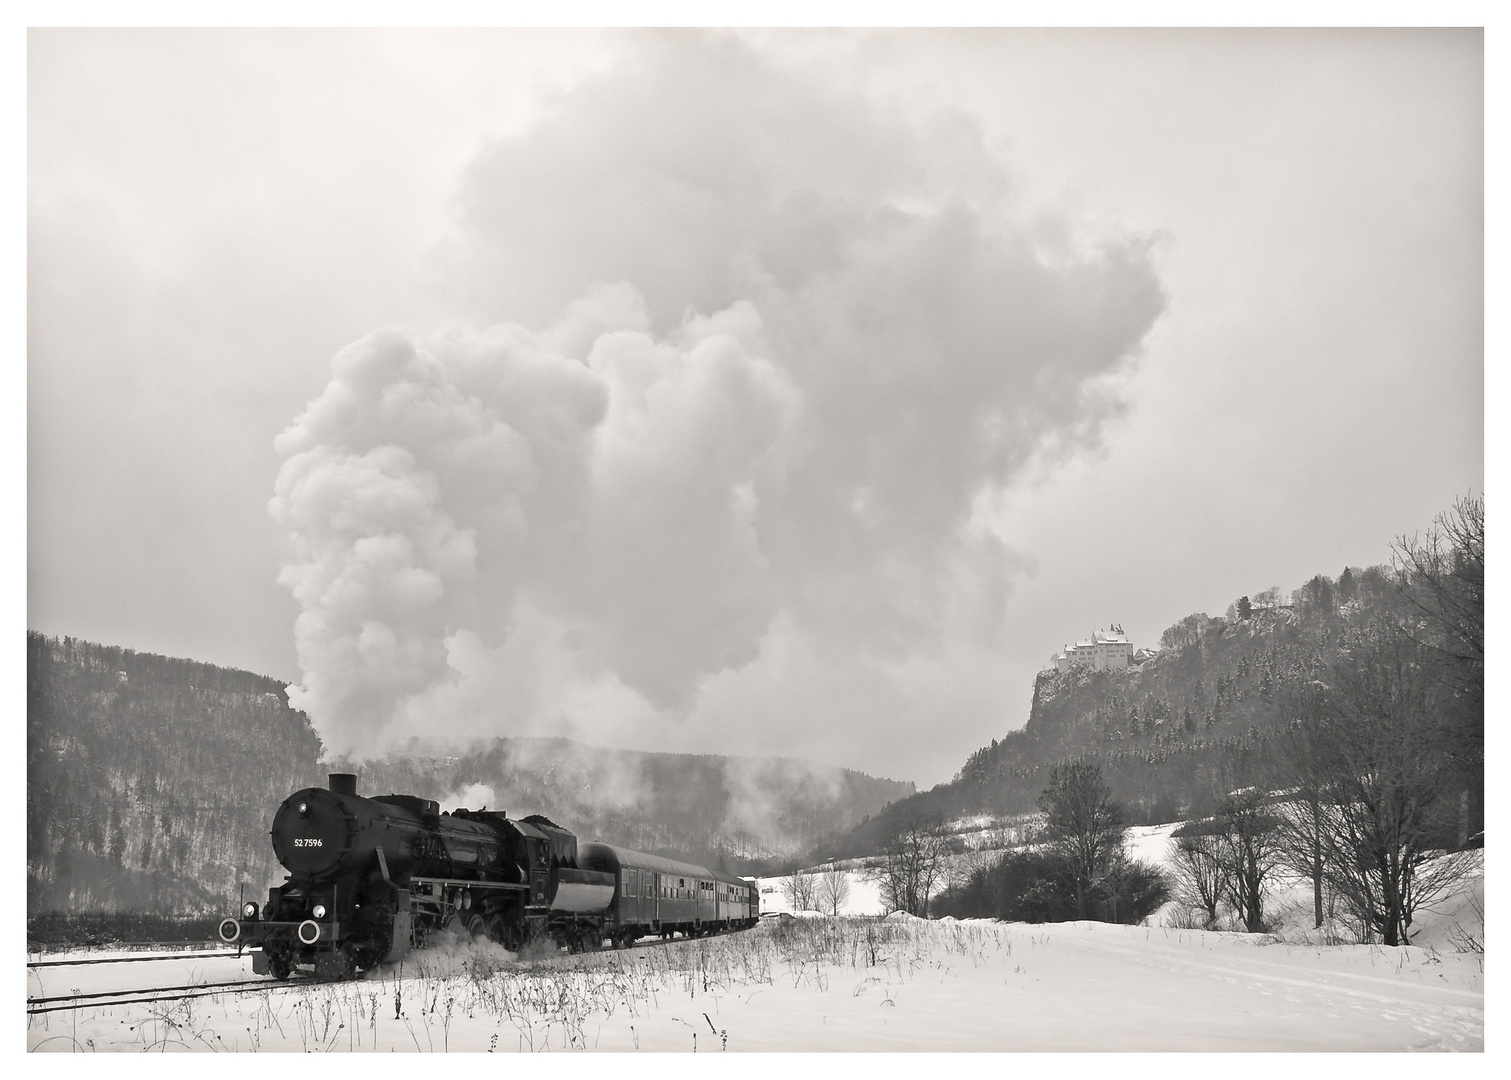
top-left (28, 912), bottom-right (1482, 1051)
top-left (28, 821), bottom-right (1484, 1052)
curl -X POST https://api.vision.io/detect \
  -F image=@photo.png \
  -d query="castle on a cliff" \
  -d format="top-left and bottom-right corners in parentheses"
top-left (1049, 625), bottom-right (1133, 673)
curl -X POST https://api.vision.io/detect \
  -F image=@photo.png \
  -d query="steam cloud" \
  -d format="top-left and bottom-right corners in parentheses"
top-left (272, 33), bottom-right (1165, 766)
top-left (438, 783), bottom-right (498, 815)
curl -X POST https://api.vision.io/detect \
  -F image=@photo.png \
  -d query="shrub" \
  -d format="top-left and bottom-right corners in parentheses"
top-left (934, 848), bottom-right (1169, 926)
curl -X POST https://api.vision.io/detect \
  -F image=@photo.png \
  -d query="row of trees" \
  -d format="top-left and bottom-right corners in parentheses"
top-left (1168, 496), bottom-right (1482, 945)
top-left (782, 863), bottom-right (850, 915)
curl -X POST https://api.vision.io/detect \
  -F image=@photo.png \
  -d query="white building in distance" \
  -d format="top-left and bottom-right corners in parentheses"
top-left (1051, 625), bottom-right (1133, 673)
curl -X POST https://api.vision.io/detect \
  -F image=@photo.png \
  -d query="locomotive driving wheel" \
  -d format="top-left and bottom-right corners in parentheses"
top-left (499, 918), bottom-right (526, 951)
top-left (464, 912), bottom-right (488, 940)
top-left (267, 950), bottom-right (293, 980)
top-left (484, 914), bottom-right (507, 945)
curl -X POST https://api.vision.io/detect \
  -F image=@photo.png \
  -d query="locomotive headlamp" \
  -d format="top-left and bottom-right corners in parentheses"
top-left (298, 801), bottom-right (309, 815)
top-left (243, 901), bottom-right (259, 920)
top-left (312, 903), bottom-right (327, 920)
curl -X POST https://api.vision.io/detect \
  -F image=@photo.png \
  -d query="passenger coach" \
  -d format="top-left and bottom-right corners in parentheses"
top-left (579, 842), bottom-right (759, 946)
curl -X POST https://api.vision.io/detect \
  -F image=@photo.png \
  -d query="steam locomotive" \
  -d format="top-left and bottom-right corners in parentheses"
top-left (217, 773), bottom-right (759, 979)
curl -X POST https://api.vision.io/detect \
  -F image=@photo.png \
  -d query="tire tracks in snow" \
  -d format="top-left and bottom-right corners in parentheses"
top-left (1044, 925), bottom-right (1483, 1010)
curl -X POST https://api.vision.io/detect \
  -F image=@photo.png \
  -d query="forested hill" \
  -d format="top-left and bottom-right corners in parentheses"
top-left (962, 567), bottom-right (1402, 821)
top-left (26, 633), bottom-right (325, 915)
top-left (27, 633), bottom-right (913, 914)
top-left (829, 546), bottom-right (1483, 861)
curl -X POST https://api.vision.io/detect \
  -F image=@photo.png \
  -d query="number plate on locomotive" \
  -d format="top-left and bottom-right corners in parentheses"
top-left (294, 838), bottom-right (323, 847)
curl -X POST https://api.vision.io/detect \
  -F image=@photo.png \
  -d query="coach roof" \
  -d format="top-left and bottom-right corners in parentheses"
top-left (578, 841), bottom-right (713, 881)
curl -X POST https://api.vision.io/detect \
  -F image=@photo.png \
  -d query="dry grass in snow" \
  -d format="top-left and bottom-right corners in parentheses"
top-left (28, 912), bottom-right (1482, 1052)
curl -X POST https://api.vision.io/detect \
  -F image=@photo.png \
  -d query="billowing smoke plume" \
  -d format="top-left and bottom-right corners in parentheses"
top-left (438, 783), bottom-right (498, 815)
top-left (272, 33), bottom-right (1165, 768)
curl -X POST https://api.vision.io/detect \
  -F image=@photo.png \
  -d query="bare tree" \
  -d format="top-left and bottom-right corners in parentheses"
top-left (1038, 762), bottom-right (1124, 920)
top-left (869, 806), bottom-right (950, 917)
top-left (1211, 787), bottom-right (1284, 933)
top-left (782, 866), bottom-right (818, 912)
top-left (1276, 630), bottom-right (1477, 945)
top-left (817, 863), bottom-right (850, 916)
top-left (1271, 681), bottom-right (1333, 929)
top-left (1392, 493), bottom-right (1483, 844)
top-left (1166, 831), bottom-right (1224, 928)
top-left (1392, 493), bottom-right (1484, 682)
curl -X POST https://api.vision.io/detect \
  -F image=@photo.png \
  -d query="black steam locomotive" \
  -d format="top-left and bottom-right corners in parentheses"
top-left (218, 773), bottom-right (759, 979)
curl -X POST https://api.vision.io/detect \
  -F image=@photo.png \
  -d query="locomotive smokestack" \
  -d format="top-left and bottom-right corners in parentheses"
top-left (328, 773), bottom-right (357, 796)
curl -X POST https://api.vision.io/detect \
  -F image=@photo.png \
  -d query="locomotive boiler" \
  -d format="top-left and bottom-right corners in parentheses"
top-left (218, 773), bottom-right (759, 978)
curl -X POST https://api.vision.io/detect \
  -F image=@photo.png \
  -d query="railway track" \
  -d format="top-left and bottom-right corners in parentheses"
top-left (27, 924), bottom-right (759, 1015)
top-left (28, 948), bottom-right (239, 969)
top-left (27, 978), bottom-right (274, 1016)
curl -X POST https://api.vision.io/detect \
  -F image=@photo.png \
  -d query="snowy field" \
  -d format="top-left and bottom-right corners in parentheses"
top-left (28, 822), bottom-right (1484, 1053)
top-left (27, 914), bottom-right (1482, 1052)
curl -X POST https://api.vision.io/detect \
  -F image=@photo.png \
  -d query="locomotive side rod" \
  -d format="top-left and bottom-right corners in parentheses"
top-left (409, 876), bottom-right (529, 891)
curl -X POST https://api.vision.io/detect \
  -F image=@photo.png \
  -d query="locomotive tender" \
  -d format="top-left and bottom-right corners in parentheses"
top-left (218, 773), bottom-right (759, 979)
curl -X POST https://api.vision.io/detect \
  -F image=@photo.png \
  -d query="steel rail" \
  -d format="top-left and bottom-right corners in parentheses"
top-left (28, 977), bottom-right (272, 1006)
top-left (26, 983), bottom-right (279, 1016)
top-left (26, 922), bottom-right (763, 1011)
top-left (28, 949), bottom-right (237, 968)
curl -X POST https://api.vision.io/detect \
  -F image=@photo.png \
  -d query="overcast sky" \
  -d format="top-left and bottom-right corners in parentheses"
top-left (27, 28), bottom-right (1483, 787)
